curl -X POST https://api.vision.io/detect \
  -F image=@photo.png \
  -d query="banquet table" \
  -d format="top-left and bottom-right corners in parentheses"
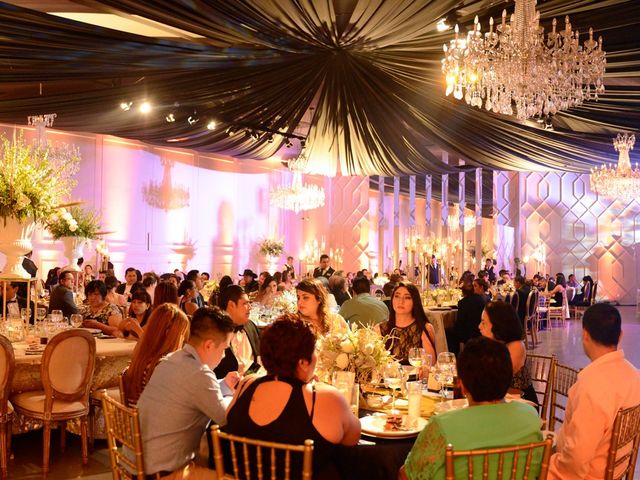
top-left (11, 336), bottom-right (136, 393)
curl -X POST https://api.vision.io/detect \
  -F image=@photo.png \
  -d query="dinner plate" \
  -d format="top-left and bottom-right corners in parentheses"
top-left (433, 398), bottom-right (468, 414)
top-left (421, 390), bottom-right (442, 400)
top-left (360, 414), bottom-right (427, 438)
top-left (81, 328), bottom-right (102, 335)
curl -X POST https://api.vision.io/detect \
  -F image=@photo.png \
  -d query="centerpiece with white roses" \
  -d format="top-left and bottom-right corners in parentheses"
top-left (46, 206), bottom-right (101, 272)
top-left (317, 324), bottom-right (393, 385)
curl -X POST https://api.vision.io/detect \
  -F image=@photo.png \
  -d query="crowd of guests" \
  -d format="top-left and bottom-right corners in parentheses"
top-left (1, 253), bottom-right (634, 479)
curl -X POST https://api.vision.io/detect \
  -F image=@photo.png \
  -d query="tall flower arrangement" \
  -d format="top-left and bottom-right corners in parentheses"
top-left (258, 238), bottom-right (284, 257)
top-left (46, 206), bottom-right (101, 239)
top-left (0, 133), bottom-right (80, 223)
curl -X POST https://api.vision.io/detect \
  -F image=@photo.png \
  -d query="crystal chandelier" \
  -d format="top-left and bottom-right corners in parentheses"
top-left (441, 0), bottom-right (606, 121)
top-left (142, 159), bottom-right (190, 211)
top-left (270, 152), bottom-right (325, 213)
top-left (590, 134), bottom-right (640, 202)
top-left (447, 205), bottom-right (476, 233)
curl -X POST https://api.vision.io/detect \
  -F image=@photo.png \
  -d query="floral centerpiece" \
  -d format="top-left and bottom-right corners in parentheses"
top-left (46, 206), bottom-right (101, 272)
top-left (0, 132), bottom-right (80, 278)
top-left (200, 279), bottom-right (220, 304)
top-left (272, 289), bottom-right (297, 314)
top-left (317, 324), bottom-right (393, 385)
top-left (258, 238), bottom-right (284, 257)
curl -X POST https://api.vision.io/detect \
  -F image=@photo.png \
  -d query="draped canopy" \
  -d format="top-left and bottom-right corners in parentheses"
top-left (0, 0), bottom-right (638, 175)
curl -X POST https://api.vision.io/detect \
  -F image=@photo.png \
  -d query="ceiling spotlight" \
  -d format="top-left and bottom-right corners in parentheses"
top-left (139, 101), bottom-right (152, 114)
top-left (206, 120), bottom-right (217, 130)
top-left (120, 101), bottom-right (132, 111)
top-left (165, 113), bottom-right (176, 123)
top-left (300, 139), bottom-right (306, 148)
top-left (436, 18), bottom-right (450, 32)
top-left (187, 112), bottom-right (199, 125)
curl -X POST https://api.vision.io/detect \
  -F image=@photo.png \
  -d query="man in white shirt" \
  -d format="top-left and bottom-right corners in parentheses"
top-left (549, 304), bottom-right (640, 480)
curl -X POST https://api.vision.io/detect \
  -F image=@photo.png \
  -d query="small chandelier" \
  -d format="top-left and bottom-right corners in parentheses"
top-left (270, 152), bottom-right (325, 213)
top-left (142, 159), bottom-right (190, 211)
top-left (447, 205), bottom-right (476, 233)
top-left (441, 0), bottom-right (606, 121)
top-left (590, 134), bottom-right (640, 202)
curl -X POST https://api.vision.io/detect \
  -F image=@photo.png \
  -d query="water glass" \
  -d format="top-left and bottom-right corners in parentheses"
top-left (332, 370), bottom-right (355, 406)
top-left (420, 354), bottom-right (433, 386)
top-left (407, 381), bottom-right (422, 421)
top-left (383, 362), bottom-right (402, 411)
top-left (51, 310), bottom-right (63, 323)
top-left (434, 352), bottom-right (456, 401)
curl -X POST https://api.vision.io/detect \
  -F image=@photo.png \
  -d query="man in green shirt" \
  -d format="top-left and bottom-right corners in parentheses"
top-left (400, 337), bottom-right (543, 479)
top-left (339, 276), bottom-right (389, 327)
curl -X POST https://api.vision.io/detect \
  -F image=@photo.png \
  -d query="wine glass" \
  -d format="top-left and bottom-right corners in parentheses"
top-left (420, 353), bottom-right (433, 386)
top-left (408, 348), bottom-right (425, 374)
top-left (434, 352), bottom-right (456, 402)
top-left (70, 314), bottom-right (83, 328)
top-left (383, 362), bottom-right (402, 411)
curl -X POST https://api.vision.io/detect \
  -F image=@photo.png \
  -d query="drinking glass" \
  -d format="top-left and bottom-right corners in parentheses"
top-left (420, 353), bottom-right (433, 386)
top-left (51, 310), bottom-right (63, 323)
top-left (408, 347), bottom-right (425, 373)
top-left (70, 314), bottom-right (83, 328)
top-left (332, 371), bottom-right (355, 407)
top-left (383, 362), bottom-right (402, 411)
top-left (434, 352), bottom-right (456, 402)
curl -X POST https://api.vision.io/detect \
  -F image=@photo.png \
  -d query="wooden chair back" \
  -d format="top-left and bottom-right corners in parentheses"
top-left (0, 336), bottom-right (14, 418)
top-left (549, 363), bottom-right (580, 431)
top-left (211, 424), bottom-right (314, 480)
top-left (526, 354), bottom-right (556, 423)
top-left (444, 436), bottom-right (554, 479)
top-left (605, 403), bottom-right (640, 480)
top-left (41, 329), bottom-right (96, 414)
top-left (102, 393), bottom-right (145, 480)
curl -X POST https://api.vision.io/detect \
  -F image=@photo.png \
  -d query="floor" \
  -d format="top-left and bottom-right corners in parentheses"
top-left (6, 305), bottom-right (640, 479)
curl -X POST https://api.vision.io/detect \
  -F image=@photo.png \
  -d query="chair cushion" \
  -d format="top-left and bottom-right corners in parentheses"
top-left (11, 391), bottom-right (87, 416)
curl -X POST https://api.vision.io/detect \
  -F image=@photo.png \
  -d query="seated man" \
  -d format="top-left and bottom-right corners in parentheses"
top-left (0, 281), bottom-right (34, 323)
top-left (339, 276), bottom-right (389, 327)
top-left (48, 270), bottom-right (78, 317)
top-left (400, 337), bottom-right (543, 480)
top-left (136, 306), bottom-right (235, 479)
top-left (549, 304), bottom-right (640, 479)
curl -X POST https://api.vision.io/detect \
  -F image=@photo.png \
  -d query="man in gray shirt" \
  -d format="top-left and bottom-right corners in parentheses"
top-left (136, 306), bottom-right (235, 479)
top-left (339, 276), bottom-right (389, 327)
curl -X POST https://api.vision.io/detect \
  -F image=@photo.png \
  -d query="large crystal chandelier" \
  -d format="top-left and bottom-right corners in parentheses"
top-left (590, 134), bottom-right (640, 202)
top-left (441, 0), bottom-right (606, 121)
top-left (270, 152), bottom-right (325, 213)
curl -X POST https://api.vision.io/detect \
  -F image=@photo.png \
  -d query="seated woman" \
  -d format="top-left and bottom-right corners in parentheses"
top-left (400, 337), bottom-right (543, 479)
top-left (473, 277), bottom-right (492, 303)
top-left (569, 275), bottom-right (594, 306)
top-left (225, 315), bottom-right (361, 479)
top-left (279, 270), bottom-right (294, 291)
top-left (376, 282), bottom-right (436, 363)
top-left (121, 303), bottom-right (190, 406)
top-left (119, 290), bottom-right (153, 339)
top-left (81, 280), bottom-right (124, 336)
top-left (253, 274), bottom-right (278, 307)
top-left (152, 280), bottom-right (179, 309)
top-left (296, 278), bottom-right (348, 336)
top-left (542, 273), bottom-right (566, 306)
top-left (329, 274), bottom-right (350, 307)
top-left (479, 301), bottom-right (539, 405)
top-left (104, 275), bottom-right (128, 307)
top-left (177, 279), bottom-right (199, 316)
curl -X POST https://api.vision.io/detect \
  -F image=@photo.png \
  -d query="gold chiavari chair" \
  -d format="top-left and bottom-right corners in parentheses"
top-left (444, 436), bottom-right (554, 479)
top-left (102, 393), bottom-right (145, 480)
top-left (605, 403), bottom-right (640, 480)
top-left (548, 363), bottom-right (580, 431)
top-left (211, 424), bottom-right (314, 480)
top-left (526, 353), bottom-right (556, 424)
top-left (572, 281), bottom-right (597, 321)
top-left (524, 290), bottom-right (538, 349)
top-left (547, 289), bottom-right (568, 328)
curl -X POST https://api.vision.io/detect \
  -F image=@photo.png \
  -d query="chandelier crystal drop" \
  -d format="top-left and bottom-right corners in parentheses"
top-left (270, 151), bottom-right (325, 213)
top-left (590, 134), bottom-right (640, 202)
top-left (441, 0), bottom-right (606, 121)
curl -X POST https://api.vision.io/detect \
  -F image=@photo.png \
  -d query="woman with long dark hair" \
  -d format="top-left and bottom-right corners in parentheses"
top-left (376, 282), bottom-right (436, 363)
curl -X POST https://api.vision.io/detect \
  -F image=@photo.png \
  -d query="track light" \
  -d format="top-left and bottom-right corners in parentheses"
top-left (206, 120), bottom-right (217, 130)
top-left (139, 101), bottom-right (151, 114)
top-left (187, 112), bottom-right (199, 125)
top-left (436, 18), bottom-right (450, 32)
top-left (120, 101), bottom-right (132, 111)
top-left (165, 113), bottom-right (176, 123)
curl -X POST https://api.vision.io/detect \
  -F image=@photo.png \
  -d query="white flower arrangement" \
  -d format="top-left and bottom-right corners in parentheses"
top-left (46, 206), bottom-right (101, 240)
top-left (317, 324), bottom-right (393, 385)
top-left (258, 238), bottom-right (284, 257)
top-left (272, 289), bottom-right (297, 313)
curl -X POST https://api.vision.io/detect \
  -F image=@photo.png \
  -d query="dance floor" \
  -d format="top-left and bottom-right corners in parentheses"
top-left (8, 306), bottom-right (640, 479)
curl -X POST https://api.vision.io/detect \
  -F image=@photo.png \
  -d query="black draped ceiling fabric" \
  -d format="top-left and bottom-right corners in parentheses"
top-left (0, 0), bottom-right (638, 175)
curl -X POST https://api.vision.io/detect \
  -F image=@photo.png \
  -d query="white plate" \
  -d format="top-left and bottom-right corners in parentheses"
top-left (360, 414), bottom-right (427, 438)
top-left (81, 328), bottom-right (102, 335)
top-left (433, 398), bottom-right (468, 414)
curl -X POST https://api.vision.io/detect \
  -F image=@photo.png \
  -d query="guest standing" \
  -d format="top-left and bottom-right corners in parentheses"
top-left (313, 254), bottom-right (335, 279)
top-left (283, 255), bottom-right (296, 279)
top-left (427, 255), bottom-right (440, 289)
top-left (549, 304), bottom-right (640, 479)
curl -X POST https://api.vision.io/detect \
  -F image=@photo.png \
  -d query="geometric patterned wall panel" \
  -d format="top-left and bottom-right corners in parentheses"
top-left (328, 176), bottom-right (371, 273)
top-left (519, 171), bottom-right (638, 304)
